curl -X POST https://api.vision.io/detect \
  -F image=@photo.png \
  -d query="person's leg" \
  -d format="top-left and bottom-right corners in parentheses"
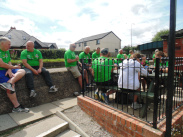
top-left (40, 67), bottom-right (53, 87)
top-left (24, 68), bottom-right (34, 90)
top-left (78, 75), bottom-right (82, 89)
top-left (6, 92), bottom-right (20, 108)
top-left (7, 69), bottom-right (25, 88)
top-left (84, 69), bottom-right (89, 84)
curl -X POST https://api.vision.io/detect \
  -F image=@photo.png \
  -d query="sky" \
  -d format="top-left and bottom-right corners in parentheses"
top-left (0, 0), bottom-right (182, 49)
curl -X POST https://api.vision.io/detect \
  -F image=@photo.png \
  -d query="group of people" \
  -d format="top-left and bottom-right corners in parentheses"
top-left (0, 37), bottom-right (58, 113)
top-left (65, 44), bottom-right (169, 109)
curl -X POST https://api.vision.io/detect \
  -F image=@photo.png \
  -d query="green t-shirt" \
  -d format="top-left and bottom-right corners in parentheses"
top-left (0, 49), bottom-right (11, 70)
top-left (92, 56), bottom-right (113, 82)
top-left (152, 54), bottom-right (155, 59)
top-left (20, 49), bottom-right (43, 66)
top-left (79, 51), bottom-right (90, 64)
top-left (64, 49), bottom-right (77, 67)
top-left (160, 61), bottom-right (168, 67)
top-left (128, 54), bottom-right (131, 59)
top-left (92, 51), bottom-right (100, 61)
top-left (116, 54), bottom-right (125, 64)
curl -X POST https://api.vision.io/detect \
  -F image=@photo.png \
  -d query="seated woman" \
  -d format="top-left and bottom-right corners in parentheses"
top-left (118, 53), bottom-right (148, 109)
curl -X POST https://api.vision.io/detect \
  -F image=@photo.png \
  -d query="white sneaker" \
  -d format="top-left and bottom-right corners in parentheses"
top-left (49, 85), bottom-right (58, 92)
top-left (131, 102), bottom-right (142, 110)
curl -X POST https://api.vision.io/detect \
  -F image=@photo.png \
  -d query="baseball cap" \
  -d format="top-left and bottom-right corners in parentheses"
top-left (101, 48), bottom-right (108, 55)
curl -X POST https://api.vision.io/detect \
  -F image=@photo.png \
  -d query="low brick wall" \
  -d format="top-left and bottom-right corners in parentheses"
top-left (0, 68), bottom-right (80, 114)
top-left (78, 96), bottom-right (183, 137)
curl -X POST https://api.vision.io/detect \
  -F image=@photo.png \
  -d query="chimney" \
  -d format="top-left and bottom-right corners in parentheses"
top-left (10, 27), bottom-right (16, 29)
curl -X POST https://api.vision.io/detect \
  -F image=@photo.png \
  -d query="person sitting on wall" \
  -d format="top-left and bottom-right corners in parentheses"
top-left (64, 43), bottom-right (83, 90)
top-left (92, 48), bottom-right (117, 104)
top-left (20, 41), bottom-right (58, 97)
top-left (155, 51), bottom-right (168, 73)
top-left (118, 53), bottom-right (148, 109)
top-left (0, 37), bottom-right (29, 112)
top-left (152, 49), bottom-right (159, 63)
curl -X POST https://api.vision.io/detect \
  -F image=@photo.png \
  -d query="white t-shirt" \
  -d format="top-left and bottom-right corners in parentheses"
top-left (118, 59), bottom-right (148, 90)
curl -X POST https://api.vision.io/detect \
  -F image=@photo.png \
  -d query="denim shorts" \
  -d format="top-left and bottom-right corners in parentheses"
top-left (0, 69), bottom-right (19, 83)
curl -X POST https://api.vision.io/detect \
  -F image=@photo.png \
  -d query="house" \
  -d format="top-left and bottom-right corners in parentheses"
top-left (75, 31), bottom-right (121, 55)
top-left (0, 27), bottom-right (58, 49)
top-left (161, 29), bottom-right (183, 57)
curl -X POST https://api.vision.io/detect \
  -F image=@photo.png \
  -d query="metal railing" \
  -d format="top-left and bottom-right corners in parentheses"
top-left (81, 57), bottom-right (183, 128)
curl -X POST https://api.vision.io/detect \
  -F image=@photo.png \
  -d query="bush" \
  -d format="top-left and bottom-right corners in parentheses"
top-left (9, 49), bottom-right (93, 59)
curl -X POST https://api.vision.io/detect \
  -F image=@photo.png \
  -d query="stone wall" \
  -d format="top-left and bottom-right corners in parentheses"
top-left (0, 68), bottom-right (80, 114)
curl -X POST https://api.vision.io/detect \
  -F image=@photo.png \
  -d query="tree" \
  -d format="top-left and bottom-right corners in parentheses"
top-left (151, 29), bottom-right (169, 42)
top-left (122, 46), bottom-right (138, 54)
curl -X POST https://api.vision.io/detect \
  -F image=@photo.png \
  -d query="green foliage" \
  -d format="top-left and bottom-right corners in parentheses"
top-left (151, 29), bottom-right (169, 42)
top-left (122, 46), bottom-right (138, 54)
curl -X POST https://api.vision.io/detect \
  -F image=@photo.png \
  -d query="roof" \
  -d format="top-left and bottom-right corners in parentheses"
top-left (0, 31), bottom-right (7, 36)
top-left (75, 31), bottom-right (121, 43)
top-left (161, 29), bottom-right (183, 39)
top-left (137, 41), bottom-right (163, 51)
top-left (44, 42), bottom-right (58, 49)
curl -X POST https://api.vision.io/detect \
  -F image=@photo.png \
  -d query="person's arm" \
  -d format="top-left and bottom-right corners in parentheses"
top-left (0, 59), bottom-right (20, 70)
top-left (135, 61), bottom-right (148, 76)
top-left (22, 59), bottom-right (39, 75)
top-left (37, 59), bottom-right (43, 73)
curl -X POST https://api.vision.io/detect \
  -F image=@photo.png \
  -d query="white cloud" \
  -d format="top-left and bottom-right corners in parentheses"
top-left (0, 0), bottom-right (182, 49)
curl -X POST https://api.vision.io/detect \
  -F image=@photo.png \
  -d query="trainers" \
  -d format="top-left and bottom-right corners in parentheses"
top-left (30, 90), bottom-right (37, 97)
top-left (0, 82), bottom-right (15, 93)
top-left (94, 91), bottom-right (100, 100)
top-left (49, 85), bottom-right (58, 92)
top-left (101, 93), bottom-right (109, 104)
top-left (12, 104), bottom-right (29, 113)
top-left (131, 102), bottom-right (142, 110)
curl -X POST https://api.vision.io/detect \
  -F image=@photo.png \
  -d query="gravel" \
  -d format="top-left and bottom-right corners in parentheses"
top-left (63, 105), bottom-right (113, 137)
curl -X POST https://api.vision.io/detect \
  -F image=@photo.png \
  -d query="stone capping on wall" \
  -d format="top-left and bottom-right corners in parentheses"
top-left (77, 96), bottom-right (183, 137)
top-left (0, 68), bottom-right (80, 115)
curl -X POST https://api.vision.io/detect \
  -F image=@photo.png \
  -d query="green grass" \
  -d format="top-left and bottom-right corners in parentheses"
top-left (11, 58), bottom-right (65, 64)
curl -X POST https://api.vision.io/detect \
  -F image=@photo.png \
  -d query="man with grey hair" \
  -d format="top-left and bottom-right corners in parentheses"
top-left (0, 37), bottom-right (29, 112)
top-left (64, 43), bottom-right (82, 89)
top-left (20, 41), bottom-right (58, 97)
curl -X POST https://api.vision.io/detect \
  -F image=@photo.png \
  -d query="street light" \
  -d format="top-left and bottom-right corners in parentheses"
top-left (131, 23), bottom-right (135, 47)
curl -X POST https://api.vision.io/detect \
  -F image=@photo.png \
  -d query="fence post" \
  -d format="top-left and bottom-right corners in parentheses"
top-left (153, 58), bottom-right (159, 128)
top-left (165, 0), bottom-right (176, 136)
top-left (81, 59), bottom-right (85, 97)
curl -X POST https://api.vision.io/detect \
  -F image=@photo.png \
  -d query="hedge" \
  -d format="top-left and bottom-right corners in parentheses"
top-left (9, 49), bottom-right (93, 59)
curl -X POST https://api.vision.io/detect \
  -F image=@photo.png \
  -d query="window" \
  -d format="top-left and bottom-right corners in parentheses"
top-left (79, 43), bottom-right (81, 47)
top-left (22, 36), bottom-right (26, 40)
top-left (7, 35), bottom-right (11, 39)
top-left (115, 49), bottom-right (118, 53)
top-left (96, 39), bottom-right (100, 45)
top-left (84, 42), bottom-right (87, 47)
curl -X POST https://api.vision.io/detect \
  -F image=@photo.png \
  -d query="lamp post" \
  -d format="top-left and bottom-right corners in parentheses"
top-left (131, 23), bottom-right (134, 47)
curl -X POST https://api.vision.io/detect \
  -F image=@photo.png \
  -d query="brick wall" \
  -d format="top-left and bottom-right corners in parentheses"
top-left (78, 96), bottom-right (168, 137)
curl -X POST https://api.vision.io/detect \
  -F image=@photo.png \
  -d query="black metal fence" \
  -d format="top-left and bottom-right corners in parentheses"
top-left (81, 57), bottom-right (183, 129)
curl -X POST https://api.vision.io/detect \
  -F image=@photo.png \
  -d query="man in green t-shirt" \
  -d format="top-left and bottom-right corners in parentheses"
top-left (0, 37), bottom-right (29, 113)
top-left (92, 48), bottom-right (117, 104)
top-left (92, 47), bottom-right (100, 61)
top-left (64, 43), bottom-right (82, 89)
top-left (20, 41), bottom-right (58, 97)
top-left (116, 49), bottom-right (126, 64)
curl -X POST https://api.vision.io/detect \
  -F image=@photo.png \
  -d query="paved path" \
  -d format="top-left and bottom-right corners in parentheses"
top-left (0, 97), bottom-right (77, 132)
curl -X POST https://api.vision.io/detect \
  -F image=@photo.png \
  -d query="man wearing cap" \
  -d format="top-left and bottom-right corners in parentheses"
top-left (64, 44), bottom-right (82, 89)
top-left (92, 48), bottom-right (117, 104)
top-left (92, 47), bottom-right (100, 61)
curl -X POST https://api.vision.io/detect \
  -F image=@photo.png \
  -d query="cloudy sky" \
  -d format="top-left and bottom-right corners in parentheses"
top-left (0, 0), bottom-right (182, 49)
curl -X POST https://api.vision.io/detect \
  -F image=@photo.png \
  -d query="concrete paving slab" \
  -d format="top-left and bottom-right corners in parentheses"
top-left (9, 103), bottom-right (63, 125)
top-left (0, 114), bottom-right (18, 132)
top-left (8, 115), bottom-right (68, 137)
top-left (52, 97), bottom-right (77, 110)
